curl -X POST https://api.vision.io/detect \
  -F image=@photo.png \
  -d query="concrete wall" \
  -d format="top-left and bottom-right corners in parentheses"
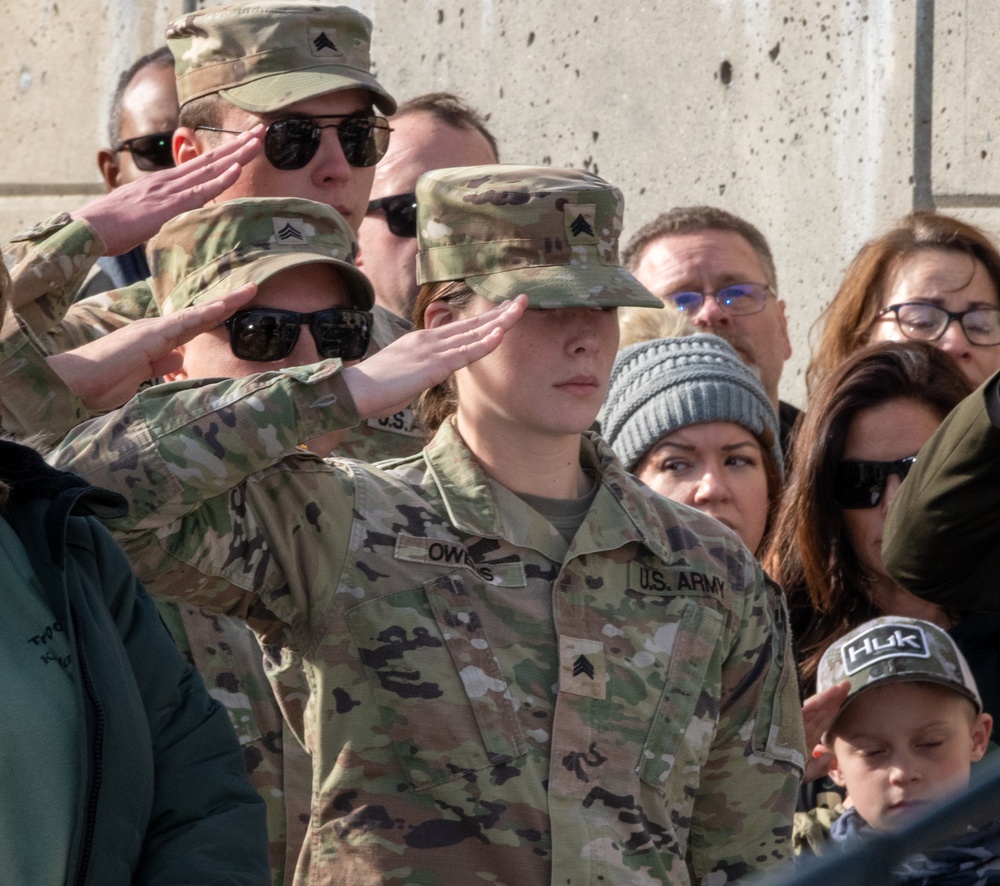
top-left (3, 0), bottom-right (998, 406)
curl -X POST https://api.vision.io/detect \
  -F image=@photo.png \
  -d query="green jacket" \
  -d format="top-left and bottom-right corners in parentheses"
top-left (883, 372), bottom-right (1000, 610)
top-left (0, 439), bottom-right (267, 885)
top-left (50, 361), bottom-right (805, 886)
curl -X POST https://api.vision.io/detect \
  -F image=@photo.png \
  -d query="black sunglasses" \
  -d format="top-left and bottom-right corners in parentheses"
top-left (224, 308), bottom-right (372, 362)
top-left (366, 192), bottom-right (418, 238)
top-left (199, 113), bottom-right (391, 170)
top-left (834, 455), bottom-right (917, 509)
top-left (114, 130), bottom-right (176, 171)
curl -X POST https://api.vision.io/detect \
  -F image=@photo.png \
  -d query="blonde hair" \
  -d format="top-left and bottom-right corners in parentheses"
top-left (411, 280), bottom-right (477, 434)
top-left (617, 305), bottom-right (697, 350)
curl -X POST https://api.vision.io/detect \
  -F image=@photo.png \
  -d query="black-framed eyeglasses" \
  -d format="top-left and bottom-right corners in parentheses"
top-left (665, 282), bottom-right (772, 316)
top-left (876, 301), bottom-right (1000, 347)
top-left (223, 308), bottom-right (372, 362)
top-left (835, 455), bottom-right (917, 509)
top-left (114, 130), bottom-right (175, 171)
top-left (366, 192), bottom-right (417, 238)
top-left (198, 113), bottom-right (391, 170)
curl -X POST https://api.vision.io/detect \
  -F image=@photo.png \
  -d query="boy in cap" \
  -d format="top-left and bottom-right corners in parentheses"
top-left (2, 1), bottom-right (417, 458)
top-left (49, 165), bottom-right (804, 885)
top-left (803, 616), bottom-right (999, 881)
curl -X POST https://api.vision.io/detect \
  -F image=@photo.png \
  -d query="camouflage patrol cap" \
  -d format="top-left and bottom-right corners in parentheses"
top-left (167, 2), bottom-right (396, 114)
top-left (818, 616), bottom-right (982, 721)
top-left (415, 165), bottom-right (662, 309)
top-left (146, 197), bottom-right (373, 314)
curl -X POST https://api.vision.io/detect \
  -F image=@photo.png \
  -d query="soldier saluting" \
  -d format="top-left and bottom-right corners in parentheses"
top-left (51, 166), bottom-right (805, 885)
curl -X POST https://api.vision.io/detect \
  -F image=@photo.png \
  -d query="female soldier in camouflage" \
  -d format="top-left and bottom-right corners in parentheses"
top-left (51, 167), bottom-right (804, 885)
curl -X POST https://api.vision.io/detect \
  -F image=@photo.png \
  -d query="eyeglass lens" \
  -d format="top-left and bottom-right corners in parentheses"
top-left (885, 302), bottom-right (1000, 346)
top-left (367, 193), bottom-right (418, 238)
top-left (263, 115), bottom-right (390, 170)
top-left (835, 456), bottom-right (916, 509)
top-left (667, 283), bottom-right (768, 316)
top-left (118, 132), bottom-right (175, 171)
top-left (225, 309), bottom-right (371, 362)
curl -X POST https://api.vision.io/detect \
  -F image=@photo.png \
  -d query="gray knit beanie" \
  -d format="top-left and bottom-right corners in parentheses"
top-left (601, 333), bottom-right (783, 476)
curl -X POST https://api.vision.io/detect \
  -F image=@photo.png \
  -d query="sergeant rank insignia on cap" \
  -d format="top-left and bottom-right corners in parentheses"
top-left (274, 219), bottom-right (307, 242)
top-left (311, 30), bottom-right (339, 54)
top-left (565, 203), bottom-right (597, 242)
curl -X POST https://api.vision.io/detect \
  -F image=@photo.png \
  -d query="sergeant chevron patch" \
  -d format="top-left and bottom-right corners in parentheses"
top-left (559, 636), bottom-right (606, 698)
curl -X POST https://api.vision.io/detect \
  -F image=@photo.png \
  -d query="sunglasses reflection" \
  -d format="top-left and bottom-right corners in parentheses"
top-left (224, 308), bottom-right (372, 362)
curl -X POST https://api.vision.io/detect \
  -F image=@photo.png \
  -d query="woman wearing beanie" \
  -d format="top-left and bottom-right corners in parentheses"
top-left (602, 332), bottom-right (783, 556)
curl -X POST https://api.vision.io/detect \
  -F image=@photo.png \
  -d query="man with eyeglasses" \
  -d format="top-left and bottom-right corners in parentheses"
top-left (358, 92), bottom-right (499, 323)
top-left (622, 206), bottom-right (798, 457)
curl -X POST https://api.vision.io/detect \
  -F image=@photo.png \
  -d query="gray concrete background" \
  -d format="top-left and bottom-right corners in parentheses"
top-left (3, 1), bottom-right (998, 406)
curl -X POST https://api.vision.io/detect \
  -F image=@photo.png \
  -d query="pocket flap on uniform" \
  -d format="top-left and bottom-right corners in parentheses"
top-left (346, 575), bottom-right (526, 790)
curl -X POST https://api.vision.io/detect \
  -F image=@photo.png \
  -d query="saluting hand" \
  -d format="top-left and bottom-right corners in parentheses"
top-left (71, 127), bottom-right (264, 257)
top-left (344, 295), bottom-right (528, 420)
top-left (46, 285), bottom-right (257, 412)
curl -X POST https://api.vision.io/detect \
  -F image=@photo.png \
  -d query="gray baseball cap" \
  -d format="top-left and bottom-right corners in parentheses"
top-left (818, 616), bottom-right (982, 718)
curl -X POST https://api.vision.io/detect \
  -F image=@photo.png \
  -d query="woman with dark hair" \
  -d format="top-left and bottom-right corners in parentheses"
top-left (808, 212), bottom-right (1000, 393)
top-left (765, 341), bottom-right (1000, 718)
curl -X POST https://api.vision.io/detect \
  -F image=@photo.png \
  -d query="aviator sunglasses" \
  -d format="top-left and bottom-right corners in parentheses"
top-left (198, 113), bottom-right (391, 170)
top-left (224, 308), bottom-right (372, 362)
top-left (366, 192), bottom-right (418, 238)
top-left (834, 455), bottom-right (917, 509)
top-left (114, 130), bottom-right (176, 171)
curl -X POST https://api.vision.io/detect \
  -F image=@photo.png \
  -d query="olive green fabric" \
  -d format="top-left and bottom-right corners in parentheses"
top-left (167, 1), bottom-right (395, 113)
top-left (416, 165), bottom-right (662, 309)
top-left (883, 372), bottom-right (1000, 611)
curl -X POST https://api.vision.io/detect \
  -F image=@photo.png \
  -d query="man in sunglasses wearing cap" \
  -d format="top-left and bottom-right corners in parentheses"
top-left (29, 193), bottom-right (383, 886)
top-left (2, 0), bottom-right (419, 462)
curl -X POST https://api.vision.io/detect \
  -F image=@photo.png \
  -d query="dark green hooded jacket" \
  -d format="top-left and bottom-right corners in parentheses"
top-left (0, 439), bottom-right (268, 885)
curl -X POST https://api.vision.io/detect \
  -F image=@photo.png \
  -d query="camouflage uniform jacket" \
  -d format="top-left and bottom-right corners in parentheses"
top-left (50, 361), bottom-right (806, 886)
top-left (1, 217), bottom-right (420, 886)
top-left (1, 215), bottom-right (423, 459)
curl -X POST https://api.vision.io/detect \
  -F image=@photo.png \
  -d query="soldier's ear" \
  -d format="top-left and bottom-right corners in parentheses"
top-left (97, 148), bottom-right (122, 191)
top-left (423, 298), bottom-right (458, 330)
top-left (174, 127), bottom-right (202, 165)
top-left (162, 346), bottom-right (190, 383)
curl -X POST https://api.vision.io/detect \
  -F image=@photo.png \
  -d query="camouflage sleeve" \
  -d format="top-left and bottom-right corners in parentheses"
top-left (4, 214), bottom-right (107, 331)
top-left (49, 361), bottom-right (360, 644)
top-left (4, 214), bottom-right (157, 353)
top-left (687, 562), bottom-right (805, 881)
top-left (0, 308), bottom-right (91, 439)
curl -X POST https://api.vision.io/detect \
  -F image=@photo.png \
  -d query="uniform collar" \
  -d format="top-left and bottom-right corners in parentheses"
top-left (423, 421), bottom-right (675, 563)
